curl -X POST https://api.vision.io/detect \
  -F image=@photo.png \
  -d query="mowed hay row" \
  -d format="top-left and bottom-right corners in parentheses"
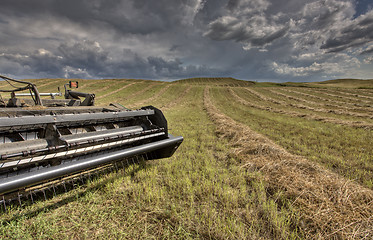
top-left (97, 81), bottom-right (155, 106)
top-left (133, 84), bottom-right (191, 110)
top-left (360, 89), bottom-right (373, 96)
top-left (228, 88), bottom-right (373, 129)
top-left (0, 84), bottom-right (300, 239)
top-left (281, 88), bottom-right (373, 109)
top-left (174, 77), bottom-right (255, 87)
top-left (248, 87), bottom-right (373, 120)
top-left (204, 86), bottom-right (373, 239)
top-left (269, 88), bottom-right (373, 114)
top-left (304, 87), bottom-right (373, 104)
top-left (251, 86), bottom-right (373, 116)
top-left (323, 88), bottom-right (373, 101)
top-left (121, 83), bottom-right (167, 108)
top-left (291, 87), bottom-right (372, 106)
top-left (155, 85), bottom-right (191, 109)
top-left (161, 85), bottom-right (193, 110)
top-left (127, 84), bottom-right (171, 109)
top-left (95, 81), bottom-right (138, 100)
top-left (213, 87), bottom-right (373, 189)
top-left (32, 79), bottom-right (65, 91)
top-left (76, 79), bottom-right (125, 93)
top-left (162, 86), bottom-right (301, 239)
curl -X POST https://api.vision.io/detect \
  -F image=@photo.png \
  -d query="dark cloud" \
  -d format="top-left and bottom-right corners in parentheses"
top-left (320, 11), bottom-right (373, 52)
top-left (204, 0), bottom-right (290, 49)
top-left (360, 45), bottom-right (373, 55)
top-left (58, 41), bottom-right (109, 71)
top-left (1, 50), bottom-right (63, 76)
top-left (0, 0), bottom-right (372, 81)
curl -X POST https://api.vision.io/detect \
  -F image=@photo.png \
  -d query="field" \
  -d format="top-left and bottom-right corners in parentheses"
top-left (0, 77), bottom-right (372, 239)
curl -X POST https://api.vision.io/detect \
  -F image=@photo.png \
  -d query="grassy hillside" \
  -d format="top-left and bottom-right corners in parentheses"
top-left (175, 77), bottom-right (255, 87)
top-left (309, 78), bottom-right (373, 88)
top-left (0, 77), bottom-right (372, 239)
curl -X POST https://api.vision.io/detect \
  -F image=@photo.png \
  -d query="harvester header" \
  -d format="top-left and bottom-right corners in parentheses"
top-left (0, 75), bottom-right (183, 208)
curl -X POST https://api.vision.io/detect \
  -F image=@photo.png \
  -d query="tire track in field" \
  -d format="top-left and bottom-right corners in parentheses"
top-left (127, 84), bottom-right (171, 109)
top-left (204, 86), bottom-right (373, 239)
top-left (161, 86), bottom-right (192, 110)
top-left (229, 88), bottom-right (373, 129)
top-left (283, 88), bottom-right (373, 108)
top-left (96, 82), bottom-right (137, 100)
top-left (259, 89), bottom-right (373, 119)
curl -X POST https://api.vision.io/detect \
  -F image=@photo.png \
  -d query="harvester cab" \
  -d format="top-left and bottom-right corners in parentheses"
top-left (0, 75), bottom-right (183, 208)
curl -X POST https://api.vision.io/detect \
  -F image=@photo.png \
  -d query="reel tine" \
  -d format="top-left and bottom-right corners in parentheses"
top-left (52, 184), bottom-right (56, 196)
top-left (17, 192), bottom-right (22, 207)
top-left (42, 189), bottom-right (46, 201)
top-left (30, 191), bottom-right (34, 204)
top-left (2, 195), bottom-right (6, 212)
top-left (120, 160), bottom-right (125, 169)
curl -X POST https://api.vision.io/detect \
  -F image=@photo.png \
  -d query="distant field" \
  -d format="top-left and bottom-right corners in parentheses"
top-left (0, 77), bottom-right (372, 239)
top-left (311, 78), bottom-right (373, 89)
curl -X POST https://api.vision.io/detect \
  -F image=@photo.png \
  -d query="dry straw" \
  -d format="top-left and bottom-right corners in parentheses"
top-left (229, 88), bottom-right (373, 130)
top-left (128, 84), bottom-right (170, 109)
top-left (161, 86), bottom-right (192, 110)
top-left (204, 87), bottom-right (373, 239)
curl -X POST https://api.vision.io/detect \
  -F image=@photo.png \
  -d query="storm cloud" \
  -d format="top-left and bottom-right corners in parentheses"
top-left (0, 0), bottom-right (372, 81)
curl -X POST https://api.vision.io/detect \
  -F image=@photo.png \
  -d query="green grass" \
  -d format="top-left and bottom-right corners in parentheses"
top-left (0, 77), bottom-right (372, 239)
top-left (174, 77), bottom-right (255, 87)
top-left (238, 87), bottom-right (373, 123)
top-left (211, 87), bottom-right (373, 188)
top-left (314, 79), bottom-right (373, 88)
top-left (0, 84), bottom-right (301, 239)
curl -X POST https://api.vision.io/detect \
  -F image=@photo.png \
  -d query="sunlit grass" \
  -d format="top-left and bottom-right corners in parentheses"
top-left (1, 78), bottom-right (372, 239)
top-left (211, 87), bottom-right (373, 188)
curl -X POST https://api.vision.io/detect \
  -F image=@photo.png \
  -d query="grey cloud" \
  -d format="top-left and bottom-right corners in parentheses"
top-left (0, 0), bottom-right (372, 82)
top-left (1, 50), bottom-right (64, 76)
top-left (360, 45), bottom-right (373, 55)
top-left (204, 0), bottom-right (291, 49)
top-left (0, 0), bottom-right (205, 36)
top-left (0, 40), bottom-right (224, 80)
top-left (301, 0), bottom-right (354, 30)
top-left (58, 40), bottom-right (109, 71)
top-left (320, 11), bottom-right (373, 52)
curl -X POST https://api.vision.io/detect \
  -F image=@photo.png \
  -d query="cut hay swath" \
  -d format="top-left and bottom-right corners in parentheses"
top-left (204, 86), bottom-right (373, 239)
top-left (1, 78), bottom-right (372, 239)
top-left (229, 88), bottom-right (373, 129)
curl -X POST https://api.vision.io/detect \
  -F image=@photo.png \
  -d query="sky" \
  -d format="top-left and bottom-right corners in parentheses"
top-left (0, 0), bottom-right (372, 82)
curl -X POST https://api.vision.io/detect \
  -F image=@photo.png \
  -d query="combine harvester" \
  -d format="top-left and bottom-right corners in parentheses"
top-left (0, 75), bottom-right (183, 209)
